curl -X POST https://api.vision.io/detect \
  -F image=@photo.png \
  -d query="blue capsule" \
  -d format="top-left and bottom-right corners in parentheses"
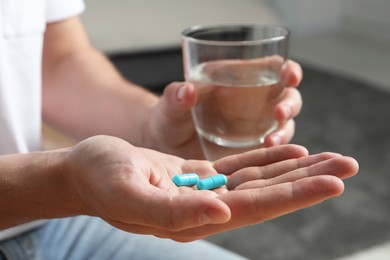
top-left (172, 173), bottom-right (199, 187)
top-left (196, 174), bottom-right (228, 190)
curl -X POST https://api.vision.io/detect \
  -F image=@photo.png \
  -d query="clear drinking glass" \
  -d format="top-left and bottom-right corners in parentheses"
top-left (182, 23), bottom-right (290, 160)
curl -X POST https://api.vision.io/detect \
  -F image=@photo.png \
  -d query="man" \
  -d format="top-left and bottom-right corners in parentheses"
top-left (0, 0), bottom-right (358, 259)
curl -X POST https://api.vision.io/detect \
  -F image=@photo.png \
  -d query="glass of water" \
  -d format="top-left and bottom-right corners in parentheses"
top-left (182, 23), bottom-right (290, 160)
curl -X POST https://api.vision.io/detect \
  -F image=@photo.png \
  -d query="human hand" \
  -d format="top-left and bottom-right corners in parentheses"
top-left (65, 135), bottom-right (358, 242)
top-left (145, 58), bottom-right (303, 159)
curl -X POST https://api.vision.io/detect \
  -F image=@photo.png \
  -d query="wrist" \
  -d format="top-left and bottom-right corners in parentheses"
top-left (0, 148), bottom-right (86, 229)
top-left (51, 148), bottom-right (89, 217)
top-left (115, 82), bottom-right (160, 148)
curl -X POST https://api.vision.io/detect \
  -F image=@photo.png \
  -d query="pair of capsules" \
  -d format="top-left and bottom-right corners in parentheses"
top-left (172, 173), bottom-right (227, 190)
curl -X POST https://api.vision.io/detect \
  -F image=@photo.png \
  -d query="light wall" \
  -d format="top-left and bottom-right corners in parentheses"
top-left (81, 0), bottom-right (280, 54)
top-left (267, 0), bottom-right (343, 36)
top-left (266, 0), bottom-right (390, 42)
top-left (267, 0), bottom-right (390, 92)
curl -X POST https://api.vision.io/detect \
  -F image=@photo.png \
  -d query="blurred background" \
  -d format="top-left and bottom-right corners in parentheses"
top-left (78, 0), bottom-right (390, 259)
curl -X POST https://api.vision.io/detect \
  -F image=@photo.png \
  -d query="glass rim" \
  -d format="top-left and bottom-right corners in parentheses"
top-left (182, 22), bottom-right (290, 46)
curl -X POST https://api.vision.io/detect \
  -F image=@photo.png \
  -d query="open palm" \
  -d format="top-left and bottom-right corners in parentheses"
top-left (66, 136), bottom-right (358, 242)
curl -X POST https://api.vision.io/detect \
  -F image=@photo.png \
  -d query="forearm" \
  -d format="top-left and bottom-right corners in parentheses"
top-left (42, 48), bottom-right (158, 145)
top-left (42, 17), bottom-right (159, 147)
top-left (0, 149), bottom-right (82, 229)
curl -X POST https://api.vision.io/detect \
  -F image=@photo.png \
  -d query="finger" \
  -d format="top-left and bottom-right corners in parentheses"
top-left (220, 175), bottom-right (345, 226)
top-left (202, 55), bottom-right (283, 72)
top-left (213, 144), bottom-right (308, 175)
top-left (274, 88), bottom-right (302, 122)
top-left (235, 156), bottom-right (358, 190)
top-left (194, 58), bottom-right (302, 88)
top-left (280, 60), bottom-right (303, 87)
top-left (263, 119), bottom-right (295, 147)
top-left (227, 152), bottom-right (341, 189)
top-left (136, 175), bottom-right (346, 241)
top-left (129, 188), bottom-right (231, 231)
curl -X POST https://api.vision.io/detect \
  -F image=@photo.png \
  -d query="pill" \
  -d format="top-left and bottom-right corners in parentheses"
top-left (172, 173), bottom-right (199, 186)
top-left (196, 174), bottom-right (227, 190)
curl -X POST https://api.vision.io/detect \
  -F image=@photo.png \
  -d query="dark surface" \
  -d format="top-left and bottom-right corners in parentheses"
top-left (110, 48), bottom-right (184, 93)
top-left (110, 50), bottom-right (390, 260)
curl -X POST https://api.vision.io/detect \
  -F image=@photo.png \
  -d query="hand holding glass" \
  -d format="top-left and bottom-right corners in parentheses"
top-left (182, 23), bottom-right (290, 160)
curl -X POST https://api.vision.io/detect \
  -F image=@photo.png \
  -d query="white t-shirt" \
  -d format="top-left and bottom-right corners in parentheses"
top-left (0, 0), bottom-right (85, 241)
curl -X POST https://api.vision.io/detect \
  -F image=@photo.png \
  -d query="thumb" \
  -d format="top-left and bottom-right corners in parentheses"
top-left (160, 82), bottom-right (197, 119)
top-left (138, 189), bottom-right (231, 231)
top-left (149, 82), bottom-right (199, 152)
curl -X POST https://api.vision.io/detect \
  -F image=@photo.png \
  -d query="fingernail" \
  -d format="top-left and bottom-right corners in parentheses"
top-left (176, 83), bottom-right (187, 101)
top-left (282, 104), bottom-right (292, 120)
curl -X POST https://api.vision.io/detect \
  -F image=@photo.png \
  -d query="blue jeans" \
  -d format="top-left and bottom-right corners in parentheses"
top-left (0, 216), bottom-right (246, 260)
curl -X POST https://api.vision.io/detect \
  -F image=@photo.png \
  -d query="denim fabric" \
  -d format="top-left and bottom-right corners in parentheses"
top-left (0, 216), bottom-right (246, 260)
